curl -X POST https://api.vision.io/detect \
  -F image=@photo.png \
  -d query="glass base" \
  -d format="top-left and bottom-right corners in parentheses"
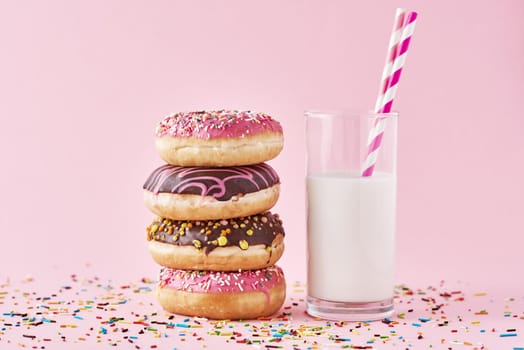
top-left (307, 296), bottom-right (394, 321)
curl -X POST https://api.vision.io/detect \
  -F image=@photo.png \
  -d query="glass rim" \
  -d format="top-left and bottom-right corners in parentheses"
top-left (304, 110), bottom-right (398, 119)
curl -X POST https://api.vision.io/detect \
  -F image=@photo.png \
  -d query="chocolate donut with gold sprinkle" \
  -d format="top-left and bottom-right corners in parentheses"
top-left (147, 211), bottom-right (285, 271)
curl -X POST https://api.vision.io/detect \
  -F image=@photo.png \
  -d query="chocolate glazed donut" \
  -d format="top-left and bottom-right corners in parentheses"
top-left (143, 163), bottom-right (281, 220)
top-left (147, 212), bottom-right (285, 271)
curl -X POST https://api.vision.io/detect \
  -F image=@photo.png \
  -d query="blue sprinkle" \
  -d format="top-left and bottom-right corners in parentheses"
top-left (412, 323), bottom-right (422, 327)
top-left (513, 347), bottom-right (524, 350)
top-left (500, 333), bottom-right (517, 337)
top-left (175, 323), bottom-right (190, 328)
top-left (129, 336), bottom-right (138, 340)
top-left (338, 338), bottom-right (351, 341)
top-left (480, 329), bottom-right (486, 333)
top-left (418, 317), bottom-right (431, 322)
top-left (100, 327), bottom-right (107, 334)
top-left (273, 333), bottom-right (283, 338)
top-left (183, 318), bottom-right (190, 322)
top-left (74, 316), bottom-right (83, 320)
top-left (2, 313), bottom-right (13, 317)
top-left (366, 340), bottom-right (374, 344)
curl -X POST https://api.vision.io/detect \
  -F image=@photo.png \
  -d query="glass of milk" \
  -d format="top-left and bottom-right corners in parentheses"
top-left (306, 110), bottom-right (398, 321)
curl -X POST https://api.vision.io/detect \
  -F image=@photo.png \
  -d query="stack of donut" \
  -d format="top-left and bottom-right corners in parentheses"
top-left (142, 110), bottom-right (287, 320)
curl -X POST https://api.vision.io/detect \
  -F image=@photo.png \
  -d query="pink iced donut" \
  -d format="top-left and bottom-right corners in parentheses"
top-left (157, 266), bottom-right (286, 320)
top-left (155, 110), bottom-right (284, 166)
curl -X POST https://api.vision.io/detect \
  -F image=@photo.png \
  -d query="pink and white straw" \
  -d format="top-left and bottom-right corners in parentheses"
top-left (361, 9), bottom-right (418, 177)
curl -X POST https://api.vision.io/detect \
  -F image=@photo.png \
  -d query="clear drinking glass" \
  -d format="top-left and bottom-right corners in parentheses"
top-left (306, 110), bottom-right (398, 321)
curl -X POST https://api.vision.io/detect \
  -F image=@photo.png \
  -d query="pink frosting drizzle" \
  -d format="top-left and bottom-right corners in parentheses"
top-left (155, 110), bottom-right (283, 139)
top-left (159, 266), bottom-right (284, 299)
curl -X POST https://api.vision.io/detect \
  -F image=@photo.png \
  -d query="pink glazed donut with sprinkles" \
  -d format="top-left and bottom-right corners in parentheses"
top-left (157, 266), bottom-right (286, 319)
top-left (155, 110), bottom-right (284, 166)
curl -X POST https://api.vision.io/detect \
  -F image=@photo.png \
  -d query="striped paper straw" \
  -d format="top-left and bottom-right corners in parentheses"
top-left (361, 10), bottom-right (418, 177)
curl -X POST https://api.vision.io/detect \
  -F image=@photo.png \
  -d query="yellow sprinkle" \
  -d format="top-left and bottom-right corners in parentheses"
top-left (150, 224), bottom-right (159, 234)
top-left (239, 240), bottom-right (249, 250)
top-left (265, 246), bottom-right (272, 252)
top-left (193, 240), bottom-right (202, 249)
top-left (246, 229), bottom-right (254, 236)
top-left (217, 236), bottom-right (228, 246)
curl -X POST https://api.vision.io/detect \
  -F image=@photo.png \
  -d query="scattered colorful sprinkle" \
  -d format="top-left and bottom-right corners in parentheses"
top-left (0, 275), bottom-right (522, 348)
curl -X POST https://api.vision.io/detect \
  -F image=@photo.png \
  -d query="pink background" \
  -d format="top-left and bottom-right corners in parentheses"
top-left (1, 1), bottom-right (523, 293)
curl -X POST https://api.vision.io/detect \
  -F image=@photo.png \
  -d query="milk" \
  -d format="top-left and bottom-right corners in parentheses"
top-left (307, 172), bottom-right (396, 302)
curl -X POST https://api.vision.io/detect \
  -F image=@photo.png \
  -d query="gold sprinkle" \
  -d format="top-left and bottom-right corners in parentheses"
top-left (167, 227), bottom-right (174, 235)
top-left (217, 236), bottom-right (228, 246)
top-left (246, 229), bottom-right (254, 236)
top-left (239, 240), bottom-right (249, 250)
top-left (240, 223), bottom-right (246, 228)
top-left (150, 224), bottom-right (159, 234)
top-left (193, 240), bottom-right (202, 249)
top-left (173, 234), bottom-right (179, 242)
top-left (265, 246), bottom-right (272, 252)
